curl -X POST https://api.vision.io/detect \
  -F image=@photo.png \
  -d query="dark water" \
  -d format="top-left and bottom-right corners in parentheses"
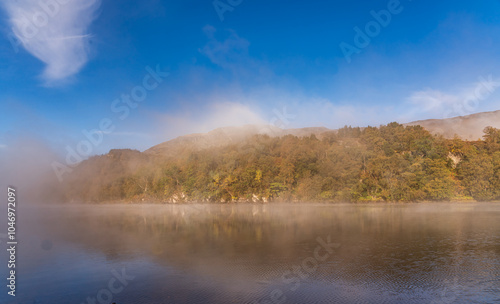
top-left (1, 203), bottom-right (500, 304)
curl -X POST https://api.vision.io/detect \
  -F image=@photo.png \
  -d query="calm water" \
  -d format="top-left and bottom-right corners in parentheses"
top-left (1, 203), bottom-right (500, 304)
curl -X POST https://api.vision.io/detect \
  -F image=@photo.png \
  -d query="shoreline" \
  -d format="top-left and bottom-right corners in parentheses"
top-left (59, 198), bottom-right (500, 205)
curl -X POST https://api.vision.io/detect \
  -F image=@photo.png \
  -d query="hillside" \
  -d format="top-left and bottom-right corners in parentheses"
top-left (56, 120), bottom-right (500, 204)
top-left (405, 110), bottom-right (500, 140)
top-left (145, 111), bottom-right (500, 158)
top-left (144, 125), bottom-right (331, 156)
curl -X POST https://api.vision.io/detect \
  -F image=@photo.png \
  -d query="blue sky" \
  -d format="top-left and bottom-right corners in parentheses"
top-left (2, 0), bottom-right (500, 156)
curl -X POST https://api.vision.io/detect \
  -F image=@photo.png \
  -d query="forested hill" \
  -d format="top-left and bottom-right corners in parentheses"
top-left (405, 110), bottom-right (500, 140)
top-left (143, 110), bottom-right (500, 158)
top-left (56, 122), bottom-right (500, 203)
top-left (144, 125), bottom-right (331, 156)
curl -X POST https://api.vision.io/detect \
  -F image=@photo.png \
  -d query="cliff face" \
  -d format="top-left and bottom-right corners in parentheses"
top-left (405, 110), bottom-right (500, 140)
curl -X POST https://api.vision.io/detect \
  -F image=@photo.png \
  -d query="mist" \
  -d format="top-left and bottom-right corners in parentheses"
top-left (0, 137), bottom-right (62, 205)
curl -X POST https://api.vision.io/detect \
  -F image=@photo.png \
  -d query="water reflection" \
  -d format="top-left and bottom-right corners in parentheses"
top-left (3, 203), bottom-right (500, 303)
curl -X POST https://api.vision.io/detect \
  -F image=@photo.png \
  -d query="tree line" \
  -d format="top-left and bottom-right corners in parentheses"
top-left (57, 123), bottom-right (500, 203)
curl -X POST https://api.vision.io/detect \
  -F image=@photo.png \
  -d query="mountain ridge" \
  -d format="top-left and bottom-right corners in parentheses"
top-left (57, 112), bottom-right (500, 204)
top-left (144, 124), bottom-right (331, 156)
top-left (144, 110), bottom-right (500, 156)
top-left (404, 110), bottom-right (500, 140)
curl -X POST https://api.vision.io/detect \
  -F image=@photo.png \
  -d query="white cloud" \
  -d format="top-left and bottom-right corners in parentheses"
top-left (151, 91), bottom-right (390, 144)
top-left (291, 99), bottom-right (387, 128)
top-left (407, 89), bottom-right (460, 114)
top-left (403, 75), bottom-right (500, 122)
top-left (400, 89), bottom-right (460, 123)
top-left (106, 131), bottom-right (150, 138)
top-left (155, 101), bottom-right (266, 141)
top-left (2, 0), bottom-right (101, 83)
top-left (199, 25), bottom-right (250, 69)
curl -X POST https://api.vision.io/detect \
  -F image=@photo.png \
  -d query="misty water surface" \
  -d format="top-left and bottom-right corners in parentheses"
top-left (1, 203), bottom-right (500, 304)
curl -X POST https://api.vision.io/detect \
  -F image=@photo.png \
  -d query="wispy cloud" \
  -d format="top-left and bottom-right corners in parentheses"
top-left (150, 86), bottom-right (390, 144)
top-left (154, 101), bottom-right (266, 141)
top-left (2, 0), bottom-right (101, 83)
top-left (401, 88), bottom-right (466, 123)
top-left (95, 131), bottom-right (150, 138)
top-left (199, 25), bottom-right (250, 69)
top-left (407, 89), bottom-right (460, 113)
top-left (403, 75), bottom-right (500, 121)
top-left (288, 98), bottom-right (387, 129)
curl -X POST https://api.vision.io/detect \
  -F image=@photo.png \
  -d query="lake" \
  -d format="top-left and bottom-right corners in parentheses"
top-left (1, 203), bottom-right (499, 303)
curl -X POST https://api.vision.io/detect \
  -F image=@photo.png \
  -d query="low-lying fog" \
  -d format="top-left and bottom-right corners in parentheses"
top-left (1, 203), bottom-right (499, 303)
